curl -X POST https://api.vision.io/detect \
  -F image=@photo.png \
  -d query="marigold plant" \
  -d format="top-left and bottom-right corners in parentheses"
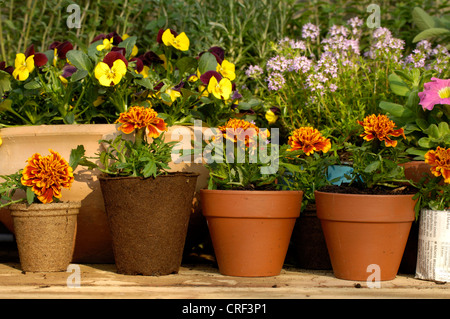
top-left (0, 150), bottom-right (76, 207)
top-left (413, 146), bottom-right (450, 214)
top-left (345, 114), bottom-right (412, 190)
top-left (72, 106), bottom-right (177, 178)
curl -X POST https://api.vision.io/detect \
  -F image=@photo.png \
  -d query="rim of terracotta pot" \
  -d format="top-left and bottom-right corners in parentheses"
top-left (0, 124), bottom-right (117, 137)
top-left (200, 189), bottom-right (303, 219)
top-left (9, 201), bottom-right (82, 217)
top-left (314, 190), bottom-right (416, 222)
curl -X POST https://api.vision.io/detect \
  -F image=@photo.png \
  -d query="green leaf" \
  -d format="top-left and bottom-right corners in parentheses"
top-left (364, 160), bottom-right (380, 173)
top-left (24, 80), bottom-right (42, 90)
top-left (424, 124), bottom-right (440, 138)
top-left (413, 28), bottom-right (450, 43)
top-left (66, 50), bottom-right (93, 72)
top-left (379, 101), bottom-right (412, 118)
top-left (198, 52), bottom-right (218, 74)
top-left (70, 69), bottom-right (88, 82)
top-left (418, 137), bottom-right (434, 148)
top-left (175, 57), bottom-right (197, 76)
top-left (0, 70), bottom-right (12, 96)
top-left (388, 73), bottom-right (410, 96)
top-left (26, 187), bottom-right (35, 204)
top-left (118, 36), bottom-right (137, 59)
top-left (0, 99), bottom-right (13, 113)
top-left (412, 7), bottom-right (436, 31)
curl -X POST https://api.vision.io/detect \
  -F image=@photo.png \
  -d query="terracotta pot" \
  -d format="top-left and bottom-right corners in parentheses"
top-left (0, 124), bottom-right (209, 263)
top-left (10, 201), bottom-right (80, 272)
top-left (401, 160), bottom-right (432, 183)
top-left (399, 161), bottom-right (432, 274)
top-left (99, 172), bottom-right (199, 276)
top-left (315, 191), bottom-right (416, 281)
top-left (289, 205), bottom-right (332, 270)
top-left (200, 189), bottom-right (303, 277)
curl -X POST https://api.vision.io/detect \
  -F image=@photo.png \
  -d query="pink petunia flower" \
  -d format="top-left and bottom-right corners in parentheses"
top-left (418, 77), bottom-right (450, 111)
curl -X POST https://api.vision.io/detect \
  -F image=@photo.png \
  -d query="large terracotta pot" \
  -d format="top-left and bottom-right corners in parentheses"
top-left (200, 189), bottom-right (303, 277)
top-left (100, 173), bottom-right (199, 275)
top-left (0, 124), bottom-right (208, 263)
top-left (315, 191), bottom-right (416, 281)
top-left (10, 201), bottom-right (80, 272)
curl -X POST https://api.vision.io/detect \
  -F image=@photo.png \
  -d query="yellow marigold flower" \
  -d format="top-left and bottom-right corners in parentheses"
top-left (358, 114), bottom-right (405, 147)
top-left (12, 53), bottom-right (35, 81)
top-left (0, 136), bottom-right (2, 147)
top-left (116, 106), bottom-right (167, 138)
top-left (216, 59), bottom-right (236, 81)
top-left (425, 146), bottom-right (450, 183)
top-left (288, 127), bottom-right (331, 156)
top-left (94, 59), bottom-right (127, 86)
top-left (217, 118), bottom-right (267, 147)
top-left (208, 76), bottom-right (232, 100)
top-left (21, 150), bottom-right (74, 204)
top-left (162, 29), bottom-right (190, 51)
top-left (265, 110), bottom-right (278, 124)
top-left (96, 38), bottom-right (113, 51)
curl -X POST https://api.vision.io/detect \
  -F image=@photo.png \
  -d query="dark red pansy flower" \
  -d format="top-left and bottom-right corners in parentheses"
top-left (103, 51), bottom-right (128, 68)
top-left (200, 70), bottom-right (222, 85)
top-left (49, 41), bottom-right (74, 59)
top-left (25, 44), bottom-right (48, 67)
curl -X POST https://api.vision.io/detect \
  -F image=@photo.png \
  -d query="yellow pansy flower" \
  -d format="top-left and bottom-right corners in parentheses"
top-left (217, 59), bottom-right (236, 81)
top-left (12, 53), bottom-right (35, 81)
top-left (96, 38), bottom-right (113, 51)
top-left (162, 29), bottom-right (190, 51)
top-left (265, 110), bottom-right (278, 124)
top-left (94, 59), bottom-right (127, 86)
top-left (207, 76), bottom-right (232, 100)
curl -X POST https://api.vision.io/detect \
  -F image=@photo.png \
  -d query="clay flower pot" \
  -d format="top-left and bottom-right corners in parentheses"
top-left (200, 189), bottom-right (303, 277)
top-left (315, 191), bottom-right (416, 281)
top-left (99, 172), bottom-right (199, 276)
top-left (10, 201), bottom-right (81, 272)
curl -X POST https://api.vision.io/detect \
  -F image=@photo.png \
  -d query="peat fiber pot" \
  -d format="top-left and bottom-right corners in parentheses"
top-left (315, 191), bottom-right (416, 281)
top-left (10, 201), bottom-right (80, 272)
top-left (99, 172), bottom-right (199, 276)
top-left (200, 189), bottom-right (303, 277)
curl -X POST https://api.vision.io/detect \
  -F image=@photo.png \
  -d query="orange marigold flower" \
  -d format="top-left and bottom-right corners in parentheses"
top-left (217, 118), bottom-right (268, 147)
top-left (425, 146), bottom-right (450, 183)
top-left (21, 150), bottom-right (74, 204)
top-left (116, 106), bottom-right (167, 138)
top-left (357, 114), bottom-right (405, 147)
top-left (287, 127), bottom-right (331, 156)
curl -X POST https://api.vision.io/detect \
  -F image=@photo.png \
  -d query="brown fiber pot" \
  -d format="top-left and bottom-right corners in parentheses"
top-left (99, 172), bottom-right (198, 276)
top-left (315, 191), bottom-right (416, 281)
top-left (200, 189), bottom-right (303, 277)
top-left (10, 201), bottom-right (80, 272)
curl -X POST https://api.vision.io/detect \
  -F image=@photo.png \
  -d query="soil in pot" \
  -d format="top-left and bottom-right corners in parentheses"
top-left (100, 172), bottom-right (198, 276)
